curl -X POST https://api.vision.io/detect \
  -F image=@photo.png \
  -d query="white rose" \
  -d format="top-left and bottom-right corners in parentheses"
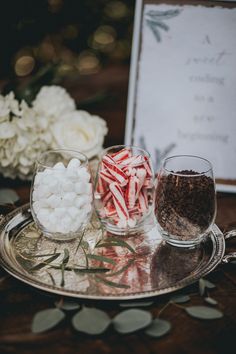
top-left (33, 85), bottom-right (76, 118)
top-left (51, 110), bottom-right (108, 159)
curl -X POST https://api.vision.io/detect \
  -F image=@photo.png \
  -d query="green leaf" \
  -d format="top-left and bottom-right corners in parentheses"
top-left (74, 267), bottom-right (109, 274)
top-left (204, 297), bottom-right (218, 306)
top-left (119, 301), bottom-right (154, 308)
top-left (56, 301), bottom-right (80, 311)
top-left (204, 279), bottom-right (216, 289)
top-left (170, 294), bottom-right (190, 304)
top-left (104, 258), bottom-right (134, 277)
top-left (46, 271), bottom-right (56, 286)
top-left (0, 189), bottom-right (19, 205)
top-left (31, 253), bottom-right (61, 271)
top-left (185, 306), bottom-right (223, 320)
top-left (96, 237), bottom-right (136, 254)
top-left (95, 276), bottom-right (130, 289)
top-left (72, 307), bottom-right (111, 335)
top-left (113, 309), bottom-right (152, 334)
top-left (87, 254), bottom-right (116, 265)
top-left (31, 308), bottom-right (65, 333)
top-left (60, 248), bottom-right (70, 287)
top-left (145, 318), bottom-right (171, 337)
top-left (199, 278), bottom-right (206, 296)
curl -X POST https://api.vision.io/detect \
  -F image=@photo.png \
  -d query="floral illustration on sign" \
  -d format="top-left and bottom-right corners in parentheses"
top-left (139, 135), bottom-right (176, 172)
top-left (145, 8), bottom-right (182, 42)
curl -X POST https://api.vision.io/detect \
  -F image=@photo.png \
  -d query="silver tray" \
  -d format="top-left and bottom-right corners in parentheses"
top-left (0, 204), bottom-right (230, 300)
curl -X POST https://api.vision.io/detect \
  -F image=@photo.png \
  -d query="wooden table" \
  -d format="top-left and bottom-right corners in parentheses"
top-left (0, 64), bottom-right (236, 354)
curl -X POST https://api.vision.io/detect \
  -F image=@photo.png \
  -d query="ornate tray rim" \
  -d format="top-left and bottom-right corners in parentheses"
top-left (0, 204), bottom-right (225, 300)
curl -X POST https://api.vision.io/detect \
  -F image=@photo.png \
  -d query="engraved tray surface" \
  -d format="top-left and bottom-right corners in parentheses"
top-left (0, 204), bottom-right (225, 300)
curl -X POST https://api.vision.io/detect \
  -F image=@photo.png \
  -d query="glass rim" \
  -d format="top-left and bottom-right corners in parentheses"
top-left (101, 144), bottom-right (151, 167)
top-left (36, 148), bottom-right (88, 169)
top-left (162, 154), bottom-right (213, 177)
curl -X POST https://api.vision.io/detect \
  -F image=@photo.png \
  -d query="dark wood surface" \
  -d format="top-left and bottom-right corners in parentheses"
top-left (0, 64), bottom-right (236, 354)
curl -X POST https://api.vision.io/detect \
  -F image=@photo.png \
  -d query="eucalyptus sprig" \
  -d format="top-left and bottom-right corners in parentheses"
top-left (30, 276), bottom-right (224, 336)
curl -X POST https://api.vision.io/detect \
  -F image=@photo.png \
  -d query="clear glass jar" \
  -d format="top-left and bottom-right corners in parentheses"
top-left (30, 149), bottom-right (93, 241)
top-left (155, 155), bottom-right (216, 247)
top-left (94, 145), bottom-right (155, 235)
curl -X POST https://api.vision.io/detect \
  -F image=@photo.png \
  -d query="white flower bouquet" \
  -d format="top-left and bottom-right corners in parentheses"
top-left (0, 86), bottom-right (108, 180)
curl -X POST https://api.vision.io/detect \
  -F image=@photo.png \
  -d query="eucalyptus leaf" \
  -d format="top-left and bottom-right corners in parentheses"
top-left (170, 294), bottom-right (190, 304)
top-left (0, 189), bottom-right (19, 205)
top-left (95, 276), bottom-right (130, 289)
top-left (31, 253), bottom-right (60, 271)
top-left (46, 271), bottom-right (56, 286)
top-left (113, 309), bottom-right (152, 334)
top-left (145, 318), bottom-right (171, 338)
top-left (87, 254), bottom-right (116, 265)
top-left (31, 308), bottom-right (65, 333)
top-left (204, 279), bottom-right (216, 289)
top-left (199, 278), bottom-right (206, 296)
top-left (72, 307), bottom-right (111, 335)
top-left (56, 301), bottom-right (80, 311)
top-left (60, 248), bottom-right (70, 287)
top-left (74, 267), bottom-right (109, 274)
top-left (104, 258), bottom-right (134, 277)
top-left (96, 237), bottom-right (136, 254)
top-left (204, 297), bottom-right (218, 306)
top-left (185, 306), bottom-right (223, 320)
top-left (119, 301), bottom-right (154, 308)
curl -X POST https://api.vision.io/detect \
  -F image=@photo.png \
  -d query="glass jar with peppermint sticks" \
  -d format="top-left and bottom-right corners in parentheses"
top-left (94, 145), bottom-right (156, 235)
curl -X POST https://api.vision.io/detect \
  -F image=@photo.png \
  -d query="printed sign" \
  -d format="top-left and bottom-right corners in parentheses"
top-left (125, 1), bottom-right (236, 191)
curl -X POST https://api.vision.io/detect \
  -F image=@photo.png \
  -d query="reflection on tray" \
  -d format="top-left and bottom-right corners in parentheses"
top-left (0, 204), bottom-right (224, 299)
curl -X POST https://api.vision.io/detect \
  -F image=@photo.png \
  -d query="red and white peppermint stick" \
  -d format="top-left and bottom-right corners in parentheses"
top-left (138, 189), bottom-right (148, 213)
top-left (143, 178), bottom-right (153, 188)
top-left (120, 155), bottom-right (143, 167)
top-left (102, 190), bottom-right (112, 206)
top-left (128, 206), bottom-right (139, 216)
top-left (125, 176), bottom-right (138, 209)
top-left (109, 182), bottom-right (129, 219)
top-left (111, 148), bottom-right (131, 162)
top-left (143, 156), bottom-right (152, 177)
top-left (123, 166), bottom-right (136, 177)
top-left (113, 198), bottom-right (128, 221)
top-left (102, 155), bottom-right (127, 185)
top-left (96, 177), bottom-right (106, 194)
top-left (105, 203), bottom-right (117, 217)
top-left (100, 170), bottom-right (115, 185)
top-left (136, 168), bottom-right (147, 196)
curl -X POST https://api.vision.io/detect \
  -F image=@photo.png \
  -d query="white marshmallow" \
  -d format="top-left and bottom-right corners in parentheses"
top-left (67, 158), bottom-right (81, 170)
top-left (36, 184), bottom-right (51, 199)
top-left (54, 207), bottom-right (67, 218)
top-left (32, 200), bottom-right (41, 214)
top-left (47, 195), bottom-right (61, 208)
top-left (53, 162), bottom-right (66, 171)
top-left (36, 197), bottom-right (51, 208)
top-left (32, 189), bottom-right (40, 202)
top-left (61, 214), bottom-right (72, 229)
top-left (75, 182), bottom-right (92, 195)
top-left (62, 179), bottom-right (74, 193)
top-left (83, 203), bottom-right (92, 215)
top-left (67, 206), bottom-right (79, 219)
top-left (34, 172), bottom-right (44, 186)
top-left (66, 167), bottom-right (78, 179)
top-left (77, 167), bottom-right (90, 182)
top-left (61, 192), bottom-right (76, 207)
top-left (74, 196), bottom-right (84, 209)
top-left (37, 208), bottom-right (50, 224)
